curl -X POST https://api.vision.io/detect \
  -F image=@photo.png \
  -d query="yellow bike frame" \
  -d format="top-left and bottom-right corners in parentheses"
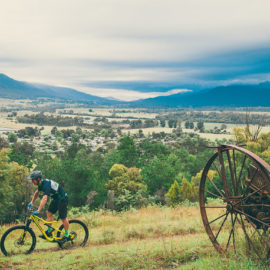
top-left (29, 214), bottom-right (65, 241)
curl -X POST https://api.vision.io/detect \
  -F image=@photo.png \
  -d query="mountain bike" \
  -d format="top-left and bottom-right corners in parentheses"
top-left (0, 209), bottom-right (89, 256)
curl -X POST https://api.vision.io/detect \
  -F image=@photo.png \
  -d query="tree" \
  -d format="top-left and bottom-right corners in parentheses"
top-left (144, 119), bottom-right (156, 128)
top-left (130, 120), bottom-right (143, 129)
top-left (138, 139), bottom-right (170, 165)
top-left (221, 124), bottom-right (227, 130)
top-left (138, 129), bottom-right (144, 138)
top-left (109, 164), bottom-right (127, 179)
top-left (76, 127), bottom-right (83, 135)
top-left (51, 141), bottom-right (58, 151)
top-left (190, 170), bottom-right (215, 202)
top-left (142, 156), bottom-right (175, 194)
top-left (180, 178), bottom-right (196, 202)
top-left (51, 126), bottom-right (58, 135)
top-left (168, 149), bottom-right (201, 180)
top-left (8, 141), bottom-right (35, 169)
top-left (197, 121), bottom-right (204, 132)
top-left (106, 164), bottom-right (148, 210)
top-left (8, 132), bottom-right (17, 143)
top-left (173, 127), bottom-right (182, 137)
top-left (0, 137), bottom-right (9, 150)
top-left (165, 180), bottom-right (182, 207)
top-left (107, 164), bottom-right (146, 196)
top-left (71, 133), bottom-right (80, 143)
top-left (0, 149), bottom-right (30, 223)
top-left (117, 128), bottom-right (122, 136)
top-left (160, 119), bottom-right (166, 127)
top-left (117, 136), bottom-right (138, 167)
top-left (168, 119), bottom-right (177, 128)
top-left (17, 127), bottom-right (40, 138)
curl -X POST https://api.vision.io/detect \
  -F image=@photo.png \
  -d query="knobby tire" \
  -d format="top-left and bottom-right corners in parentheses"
top-left (0, 225), bottom-right (36, 256)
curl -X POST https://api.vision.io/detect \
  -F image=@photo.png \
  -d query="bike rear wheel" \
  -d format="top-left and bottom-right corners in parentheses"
top-left (57, 219), bottom-right (89, 249)
top-left (0, 225), bottom-right (36, 256)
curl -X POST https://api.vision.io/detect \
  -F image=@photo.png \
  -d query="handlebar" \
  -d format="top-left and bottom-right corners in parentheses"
top-left (27, 207), bottom-right (35, 213)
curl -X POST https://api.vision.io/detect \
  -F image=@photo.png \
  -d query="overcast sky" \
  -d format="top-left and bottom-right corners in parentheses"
top-left (1, 0), bottom-right (270, 100)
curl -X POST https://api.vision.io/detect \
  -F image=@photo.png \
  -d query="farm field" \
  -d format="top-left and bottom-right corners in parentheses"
top-left (194, 110), bottom-right (270, 116)
top-left (203, 122), bottom-right (270, 133)
top-left (1, 99), bottom-right (270, 142)
top-left (0, 205), bottom-right (266, 269)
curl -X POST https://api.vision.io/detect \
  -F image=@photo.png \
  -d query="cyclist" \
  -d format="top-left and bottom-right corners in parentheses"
top-left (27, 171), bottom-right (70, 242)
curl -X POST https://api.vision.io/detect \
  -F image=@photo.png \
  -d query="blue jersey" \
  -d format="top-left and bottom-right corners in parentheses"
top-left (38, 179), bottom-right (67, 200)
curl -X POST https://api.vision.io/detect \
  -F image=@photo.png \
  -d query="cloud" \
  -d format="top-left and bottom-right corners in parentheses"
top-left (0, 0), bottom-right (270, 98)
top-left (78, 87), bottom-right (191, 101)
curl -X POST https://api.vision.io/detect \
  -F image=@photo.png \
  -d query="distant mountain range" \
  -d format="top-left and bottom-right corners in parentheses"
top-left (0, 73), bottom-right (118, 105)
top-left (0, 73), bottom-right (269, 107)
top-left (132, 82), bottom-right (270, 107)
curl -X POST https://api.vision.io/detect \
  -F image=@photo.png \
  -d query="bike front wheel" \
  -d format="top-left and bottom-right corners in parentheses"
top-left (0, 225), bottom-right (36, 256)
top-left (57, 219), bottom-right (89, 249)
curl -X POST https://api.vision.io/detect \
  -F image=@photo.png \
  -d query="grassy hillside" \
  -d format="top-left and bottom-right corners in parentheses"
top-left (0, 205), bottom-right (267, 269)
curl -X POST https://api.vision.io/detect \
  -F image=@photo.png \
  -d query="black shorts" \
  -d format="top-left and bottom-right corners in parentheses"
top-left (48, 197), bottom-right (68, 219)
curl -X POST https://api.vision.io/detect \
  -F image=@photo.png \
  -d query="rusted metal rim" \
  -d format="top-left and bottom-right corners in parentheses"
top-left (222, 144), bottom-right (270, 175)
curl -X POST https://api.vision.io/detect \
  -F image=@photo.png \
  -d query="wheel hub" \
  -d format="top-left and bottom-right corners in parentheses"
top-left (226, 202), bottom-right (234, 212)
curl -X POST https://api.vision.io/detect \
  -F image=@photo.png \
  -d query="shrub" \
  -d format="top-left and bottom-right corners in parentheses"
top-left (165, 180), bottom-right (181, 207)
top-left (114, 189), bottom-right (154, 211)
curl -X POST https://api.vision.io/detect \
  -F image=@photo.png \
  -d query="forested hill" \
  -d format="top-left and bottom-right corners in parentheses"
top-left (131, 82), bottom-right (270, 107)
top-left (0, 73), bottom-right (119, 105)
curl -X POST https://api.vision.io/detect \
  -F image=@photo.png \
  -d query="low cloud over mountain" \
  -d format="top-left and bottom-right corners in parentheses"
top-left (0, 74), bottom-right (120, 105)
top-left (1, 73), bottom-right (269, 107)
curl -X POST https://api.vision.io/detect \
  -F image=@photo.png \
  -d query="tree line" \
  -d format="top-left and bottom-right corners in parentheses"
top-left (17, 113), bottom-right (84, 127)
top-left (1, 125), bottom-right (270, 224)
top-left (0, 132), bottom-right (213, 223)
top-left (157, 111), bottom-right (270, 125)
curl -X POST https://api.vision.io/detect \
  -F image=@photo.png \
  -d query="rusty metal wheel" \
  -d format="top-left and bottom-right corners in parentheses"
top-left (199, 145), bottom-right (270, 259)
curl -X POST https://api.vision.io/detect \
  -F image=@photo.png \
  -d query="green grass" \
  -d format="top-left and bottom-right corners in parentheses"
top-left (0, 205), bottom-right (269, 269)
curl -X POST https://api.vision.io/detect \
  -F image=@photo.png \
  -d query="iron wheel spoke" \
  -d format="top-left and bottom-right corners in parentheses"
top-left (213, 161), bottom-right (222, 181)
top-left (237, 214), bottom-right (261, 259)
top-left (225, 213), bottom-right (237, 252)
top-left (226, 150), bottom-right (237, 196)
top-left (243, 167), bottom-right (259, 197)
top-left (231, 213), bottom-right (236, 253)
top-left (205, 190), bottom-right (224, 200)
top-left (208, 212), bottom-right (228, 225)
top-left (207, 175), bottom-right (225, 198)
top-left (235, 208), bottom-right (270, 228)
top-left (214, 212), bottom-right (229, 242)
top-left (233, 150), bottom-right (238, 194)
top-left (202, 206), bottom-right (227, 208)
top-left (237, 155), bottom-right (246, 191)
top-left (218, 149), bottom-right (231, 197)
top-left (233, 184), bottom-right (268, 207)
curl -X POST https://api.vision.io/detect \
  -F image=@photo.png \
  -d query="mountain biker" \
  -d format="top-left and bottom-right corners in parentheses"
top-left (27, 171), bottom-right (70, 242)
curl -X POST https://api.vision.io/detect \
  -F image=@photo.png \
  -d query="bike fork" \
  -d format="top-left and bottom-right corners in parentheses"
top-left (26, 219), bottom-right (31, 228)
top-left (20, 219), bottom-right (32, 241)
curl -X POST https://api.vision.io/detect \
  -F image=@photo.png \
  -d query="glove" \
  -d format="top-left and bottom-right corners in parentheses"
top-left (33, 210), bottom-right (39, 216)
top-left (27, 202), bottom-right (33, 209)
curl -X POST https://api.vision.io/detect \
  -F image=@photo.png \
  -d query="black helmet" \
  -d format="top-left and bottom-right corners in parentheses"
top-left (28, 171), bottom-right (42, 180)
